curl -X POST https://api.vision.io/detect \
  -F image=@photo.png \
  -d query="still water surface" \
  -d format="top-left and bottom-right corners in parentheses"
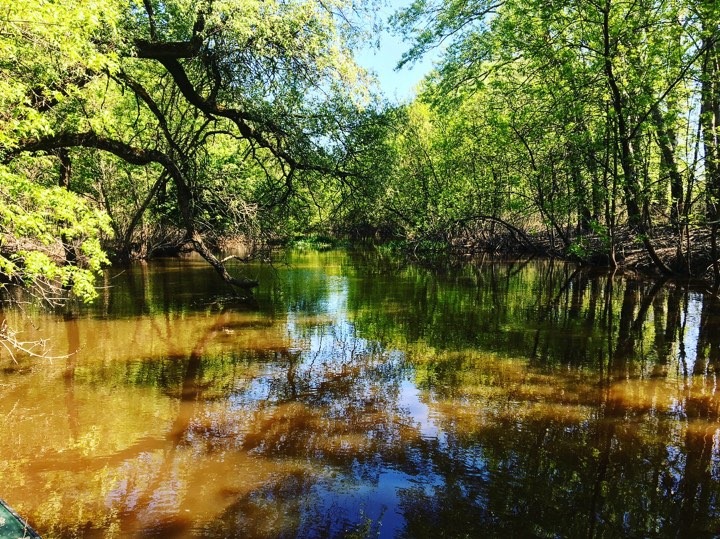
top-left (1, 249), bottom-right (720, 537)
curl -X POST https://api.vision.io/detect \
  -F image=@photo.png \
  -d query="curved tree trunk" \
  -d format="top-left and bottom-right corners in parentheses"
top-left (8, 132), bottom-right (259, 290)
top-left (454, 214), bottom-right (536, 251)
top-left (118, 172), bottom-right (169, 262)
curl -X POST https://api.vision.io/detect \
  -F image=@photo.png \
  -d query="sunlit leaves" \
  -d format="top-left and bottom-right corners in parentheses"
top-left (0, 167), bottom-right (112, 302)
top-left (0, 0), bottom-right (123, 143)
top-left (381, 0), bottom-right (720, 270)
top-left (0, 0), bottom-right (389, 300)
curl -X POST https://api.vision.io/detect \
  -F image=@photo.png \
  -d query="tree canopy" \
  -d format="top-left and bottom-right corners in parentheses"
top-left (373, 0), bottom-right (720, 283)
top-left (2, 0), bottom-right (720, 309)
top-left (0, 0), bottom-right (382, 301)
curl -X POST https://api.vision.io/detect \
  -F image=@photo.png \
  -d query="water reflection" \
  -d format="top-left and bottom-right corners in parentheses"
top-left (1, 250), bottom-right (720, 537)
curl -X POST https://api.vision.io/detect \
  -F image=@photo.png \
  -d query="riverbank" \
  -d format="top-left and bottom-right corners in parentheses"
top-left (364, 225), bottom-right (718, 289)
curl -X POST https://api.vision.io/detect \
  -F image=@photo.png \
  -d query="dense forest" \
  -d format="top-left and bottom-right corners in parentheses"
top-left (1, 0), bottom-right (720, 304)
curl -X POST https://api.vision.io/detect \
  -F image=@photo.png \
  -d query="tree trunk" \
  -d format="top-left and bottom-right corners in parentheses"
top-left (652, 106), bottom-right (688, 272)
top-left (700, 29), bottom-right (720, 287)
top-left (10, 132), bottom-right (259, 290)
top-left (118, 172), bottom-right (169, 261)
top-left (56, 149), bottom-right (77, 265)
top-left (602, 1), bottom-right (672, 275)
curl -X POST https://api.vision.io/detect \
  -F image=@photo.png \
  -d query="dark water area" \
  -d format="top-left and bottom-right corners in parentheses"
top-left (1, 249), bottom-right (720, 538)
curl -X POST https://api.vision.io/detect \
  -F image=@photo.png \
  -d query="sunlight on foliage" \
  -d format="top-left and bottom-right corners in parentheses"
top-left (0, 167), bottom-right (112, 303)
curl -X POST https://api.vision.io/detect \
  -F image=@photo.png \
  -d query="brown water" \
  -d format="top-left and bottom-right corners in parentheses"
top-left (1, 249), bottom-right (720, 538)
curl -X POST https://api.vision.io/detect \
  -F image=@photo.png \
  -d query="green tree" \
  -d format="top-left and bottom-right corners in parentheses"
top-left (388, 0), bottom-right (720, 279)
top-left (696, 0), bottom-right (720, 284)
top-left (1, 0), bottom-right (380, 292)
top-left (0, 0), bottom-right (119, 301)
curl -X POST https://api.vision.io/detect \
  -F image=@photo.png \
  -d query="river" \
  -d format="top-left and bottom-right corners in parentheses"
top-left (1, 249), bottom-right (719, 537)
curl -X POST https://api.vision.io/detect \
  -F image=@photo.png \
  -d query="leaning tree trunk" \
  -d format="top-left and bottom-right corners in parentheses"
top-left (118, 171), bottom-right (169, 262)
top-left (8, 132), bottom-right (259, 291)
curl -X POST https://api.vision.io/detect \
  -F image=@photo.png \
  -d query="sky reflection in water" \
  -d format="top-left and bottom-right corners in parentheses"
top-left (1, 249), bottom-right (720, 537)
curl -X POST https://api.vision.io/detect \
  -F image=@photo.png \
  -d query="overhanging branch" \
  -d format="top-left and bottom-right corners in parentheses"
top-left (6, 132), bottom-right (258, 290)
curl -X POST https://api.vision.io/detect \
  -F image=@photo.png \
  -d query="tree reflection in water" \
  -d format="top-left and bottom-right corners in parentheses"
top-left (1, 250), bottom-right (720, 537)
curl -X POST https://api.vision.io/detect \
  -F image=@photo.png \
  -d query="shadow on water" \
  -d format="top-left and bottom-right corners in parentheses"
top-left (1, 250), bottom-right (720, 537)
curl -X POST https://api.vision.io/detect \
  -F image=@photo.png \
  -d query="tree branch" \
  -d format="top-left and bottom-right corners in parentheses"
top-left (7, 132), bottom-right (259, 290)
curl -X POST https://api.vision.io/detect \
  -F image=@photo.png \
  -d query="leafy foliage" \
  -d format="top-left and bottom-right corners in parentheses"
top-left (0, 0), bottom-right (387, 304)
top-left (381, 0), bottom-right (720, 278)
top-left (0, 167), bottom-right (112, 302)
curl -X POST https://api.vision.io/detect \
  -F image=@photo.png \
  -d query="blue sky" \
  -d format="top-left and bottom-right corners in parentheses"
top-left (353, 2), bottom-right (440, 102)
